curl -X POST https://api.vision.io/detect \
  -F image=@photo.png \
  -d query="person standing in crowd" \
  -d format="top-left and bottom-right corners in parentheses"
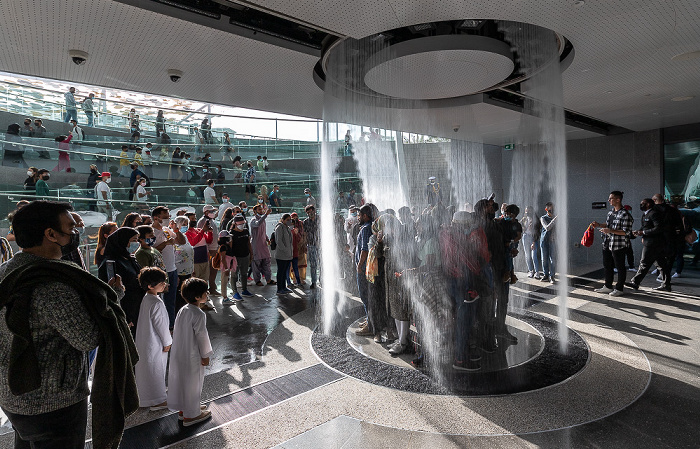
top-left (32, 118), bottom-right (51, 159)
top-left (652, 195), bottom-right (687, 278)
top-left (344, 129), bottom-right (353, 155)
top-left (354, 204), bottom-right (374, 335)
top-left (520, 206), bottom-right (540, 278)
top-left (155, 110), bottom-right (165, 137)
top-left (134, 225), bottom-right (166, 270)
top-left (288, 213), bottom-right (305, 287)
top-left (23, 167), bottom-right (38, 193)
top-left (223, 215), bottom-right (254, 302)
top-left (426, 176), bottom-right (442, 207)
top-left (623, 204), bottom-right (637, 271)
top-left (218, 193), bottom-right (234, 218)
top-left (221, 132), bottom-right (233, 162)
top-left (35, 169), bottom-right (50, 197)
top-left (192, 126), bottom-right (204, 158)
top-left (626, 198), bottom-right (672, 292)
top-left (134, 267), bottom-right (172, 412)
top-left (539, 202), bottom-right (557, 283)
top-left (591, 191), bottom-right (634, 297)
top-left (20, 118), bottom-right (34, 136)
top-left (60, 212), bottom-right (88, 270)
top-left (152, 206), bottom-right (186, 327)
top-left (304, 188), bottom-right (316, 208)
top-left (251, 203), bottom-right (274, 286)
top-left (303, 204), bottom-right (319, 289)
top-left (172, 216), bottom-right (194, 311)
top-left (98, 227), bottom-right (144, 333)
top-left (119, 145), bottom-right (131, 178)
top-left (94, 221), bottom-right (117, 268)
top-left (64, 86), bottom-right (78, 123)
top-left (185, 213), bottom-right (213, 305)
top-left (3, 123), bottom-right (28, 168)
top-left (269, 184), bottom-right (282, 211)
top-left (200, 118), bottom-right (213, 144)
top-left (143, 143), bottom-right (154, 178)
top-left (0, 200), bottom-right (137, 449)
top-left (256, 155), bottom-right (264, 172)
top-left (203, 179), bottom-right (217, 205)
top-left (198, 206), bottom-right (220, 296)
top-left (244, 161), bottom-right (256, 201)
top-left (167, 277), bottom-right (213, 427)
top-left (81, 93), bottom-right (97, 127)
top-left (274, 214), bottom-right (294, 295)
top-left (86, 164), bottom-right (100, 191)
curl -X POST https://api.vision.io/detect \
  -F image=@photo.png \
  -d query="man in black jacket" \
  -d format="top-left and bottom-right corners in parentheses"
top-left (627, 198), bottom-right (672, 291)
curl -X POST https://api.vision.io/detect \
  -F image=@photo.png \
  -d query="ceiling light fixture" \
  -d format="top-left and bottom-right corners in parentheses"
top-left (574, 0), bottom-right (585, 6)
top-left (671, 96), bottom-right (695, 102)
top-left (671, 50), bottom-right (700, 61)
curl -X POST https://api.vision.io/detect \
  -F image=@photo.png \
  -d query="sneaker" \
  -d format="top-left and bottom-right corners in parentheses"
top-left (481, 339), bottom-right (498, 353)
top-left (625, 282), bottom-right (639, 290)
top-left (247, 276), bottom-right (254, 281)
top-left (628, 267), bottom-right (637, 272)
top-left (373, 333), bottom-right (383, 343)
top-left (541, 276), bottom-right (551, 282)
top-left (182, 410), bottom-right (212, 427)
top-left (201, 302), bottom-right (215, 311)
top-left (656, 275), bottom-right (663, 282)
top-left (527, 271), bottom-right (534, 278)
top-left (594, 286), bottom-right (613, 293)
top-left (550, 277), bottom-right (556, 284)
top-left (232, 292), bottom-right (243, 301)
top-left (609, 289), bottom-right (624, 297)
top-left (388, 341), bottom-right (407, 356)
top-left (179, 406), bottom-right (207, 421)
top-left (241, 290), bottom-right (254, 297)
top-left (149, 403), bottom-right (169, 411)
top-left (255, 281), bottom-right (264, 286)
top-left (672, 272), bottom-right (681, 278)
top-left (267, 280), bottom-right (277, 285)
top-left (651, 268), bottom-right (659, 275)
top-left (310, 283), bottom-right (317, 289)
top-left (295, 283), bottom-right (305, 289)
top-left (613, 268), bottom-right (618, 273)
top-left (653, 285), bottom-right (672, 292)
top-left (534, 273), bottom-right (543, 280)
top-left (222, 297), bottom-right (238, 305)
top-left (453, 360), bottom-right (481, 372)
top-left (277, 288), bottom-right (293, 295)
top-left (355, 322), bottom-right (374, 336)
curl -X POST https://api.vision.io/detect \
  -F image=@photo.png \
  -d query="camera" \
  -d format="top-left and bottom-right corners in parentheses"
top-left (68, 49), bottom-right (88, 66)
top-left (453, 125), bottom-right (460, 132)
top-left (168, 69), bottom-right (183, 83)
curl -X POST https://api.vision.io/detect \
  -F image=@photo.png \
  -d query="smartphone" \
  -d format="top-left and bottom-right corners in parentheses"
top-left (106, 259), bottom-right (116, 281)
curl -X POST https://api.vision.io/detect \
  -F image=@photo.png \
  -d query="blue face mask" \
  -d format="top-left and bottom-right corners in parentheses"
top-left (180, 226), bottom-right (188, 233)
top-left (351, 212), bottom-right (357, 217)
top-left (305, 193), bottom-right (310, 197)
top-left (504, 216), bottom-right (511, 221)
top-left (242, 207), bottom-right (248, 212)
top-left (145, 237), bottom-right (156, 247)
top-left (128, 241), bottom-right (140, 253)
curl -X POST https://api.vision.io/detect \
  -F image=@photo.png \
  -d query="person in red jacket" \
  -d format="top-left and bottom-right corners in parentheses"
top-left (184, 213), bottom-right (213, 293)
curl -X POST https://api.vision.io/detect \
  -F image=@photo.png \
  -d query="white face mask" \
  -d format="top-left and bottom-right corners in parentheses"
top-left (27, 170), bottom-right (33, 176)
top-left (223, 198), bottom-right (229, 203)
top-left (211, 183), bottom-right (215, 187)
top-left (258, 199), bottom-right (263, 203)
top-left (236, 224), bottom-right (245, 230)
top-left (105, 177), bottom-right (111, 184)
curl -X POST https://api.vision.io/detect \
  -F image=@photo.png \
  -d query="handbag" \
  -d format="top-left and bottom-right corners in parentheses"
top-left (581, 225), bottom-right (595, 247)
top-left (211, 252), bottom-right (222, 270)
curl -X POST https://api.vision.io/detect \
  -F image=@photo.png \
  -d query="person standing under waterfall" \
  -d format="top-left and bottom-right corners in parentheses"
top-left (425, 177), bottom-right (442, 207)
top-left (354, 204), bottom-right (374, 336)
top-left (539, 202), bottom-right (557, 283)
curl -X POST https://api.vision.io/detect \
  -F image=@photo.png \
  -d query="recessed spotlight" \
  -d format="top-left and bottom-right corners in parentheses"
top-left (606, 90), bottom-right (613, 94)
top-left (671, 50), bottom-right (700, 61)
top-left (644, 93), bottom-right (652, 97)
top-left (581, 68), bottom-right (590, 72)
top-left (652, 112), bottom-right (659, 116)
top-left (671, 96), bottom-right (694, 102)
top-left (574, 0), bottom-right (585, 6)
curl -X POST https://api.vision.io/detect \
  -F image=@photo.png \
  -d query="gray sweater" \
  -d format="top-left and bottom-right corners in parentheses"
top-left (274, 222), bottom-right (293, 260)
top-left (0, 253), bottom-right (100, 414)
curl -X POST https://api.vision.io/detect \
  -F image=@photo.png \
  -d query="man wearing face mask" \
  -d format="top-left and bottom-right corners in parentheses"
top-left (152, 206), bottom-right (187, 326)
top-left (203, 179), bottom-right (218, 205)
top-left (304, 188), bottom-right (316, 208)
top-left (426, 176), bottom-right (442, 207)
top-left (198, 206), bottom-right (221, 296)
top-left (218, 193), bottom-right (234, 217)
top-left (269, 184), bottom-right (281, 212)
top-left (60, 212), bottom-right (88, 270)
top-left (134, 225), bottom-right (166, 270)
top-left (627, 198), bottom-right (672, 292)
top-left (96, 172), bottom-right (113, 219)
top-left (0, 200), bottom-right (137, 449)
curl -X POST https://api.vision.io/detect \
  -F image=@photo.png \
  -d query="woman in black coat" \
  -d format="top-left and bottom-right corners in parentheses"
top-left (98, 227), bottom-right (144, 335)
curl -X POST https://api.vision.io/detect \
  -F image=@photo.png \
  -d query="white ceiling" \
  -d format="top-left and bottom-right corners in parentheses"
top-left (0, 0), bottom-right (698, 143)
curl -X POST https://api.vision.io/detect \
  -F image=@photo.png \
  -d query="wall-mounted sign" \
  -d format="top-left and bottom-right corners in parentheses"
top-left (504, 143), bottom-right (514, 150)
top-left (592, 202), bottom-right (608, 209)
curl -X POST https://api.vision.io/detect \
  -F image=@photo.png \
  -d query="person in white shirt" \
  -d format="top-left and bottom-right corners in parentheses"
top-left (95, 172), bottom-right (113, 219)
top-left (304, 188), bottom-right (316, 207)
top-left (218, 193), bottom-right (234, 217)
top-left (203, 179), bottom-right (218, 205)
top-left (151, 206), bottom-right (187, 328)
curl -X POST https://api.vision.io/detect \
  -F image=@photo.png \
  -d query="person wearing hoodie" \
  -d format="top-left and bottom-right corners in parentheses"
top-left (273, 214), bottom-right (294, 295)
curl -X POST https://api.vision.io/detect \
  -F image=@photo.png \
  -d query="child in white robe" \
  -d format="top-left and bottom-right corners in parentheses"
top-left (167, 277), bottom-right (213, 426)
top-left (134, 267), bottom-right (172, 410)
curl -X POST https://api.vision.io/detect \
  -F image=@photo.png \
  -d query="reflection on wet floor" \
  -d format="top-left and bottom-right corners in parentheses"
top-left (204, 283), bottom-right (317, 373)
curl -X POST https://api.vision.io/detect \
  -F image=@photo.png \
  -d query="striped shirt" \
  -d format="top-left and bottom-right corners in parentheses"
top-left (603, 208), bottom-right (634, 251)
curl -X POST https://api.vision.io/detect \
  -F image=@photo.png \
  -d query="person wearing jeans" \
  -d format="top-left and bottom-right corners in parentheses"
top-left (539, 202), bottom-right (557, 283)
top-left (592, 191), bottom-right (634, 297)
top-left (273, 214), bottom-right (294, 295)
top-left (303, 205), bottom-right (319, 288)
top-left (224, 214), bottom-right (254, 302)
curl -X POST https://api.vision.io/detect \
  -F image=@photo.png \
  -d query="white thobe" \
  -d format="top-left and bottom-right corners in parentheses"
top-left (167, 304), bottom-right (213, 418)
top-left (134, 294), bottom-right (173, 407)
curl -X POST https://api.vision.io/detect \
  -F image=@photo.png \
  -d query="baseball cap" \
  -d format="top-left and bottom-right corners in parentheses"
top-left (101, 172), bottom-right (111, 178)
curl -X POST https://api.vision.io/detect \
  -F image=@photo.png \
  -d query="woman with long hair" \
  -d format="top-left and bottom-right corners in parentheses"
top-left (52, 134), bottom-right (73, 172)
top-left (2, 123), bottom-right (27, 168)
top-left (94, 221), bottom-right (118, 267)
top-left (122, 212), bottom-right (144, 228)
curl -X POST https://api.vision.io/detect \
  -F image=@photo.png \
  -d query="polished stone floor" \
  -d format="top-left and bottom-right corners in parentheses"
top-left (0, 262), bottom-right (698, 449)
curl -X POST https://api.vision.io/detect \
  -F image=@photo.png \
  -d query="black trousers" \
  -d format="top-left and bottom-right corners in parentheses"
top-left (3, 398), bottom-right (88, 449)
top-left (603, 247), bottom-right (628, 290)
top-left (632, 244), bottom-right (671, 289)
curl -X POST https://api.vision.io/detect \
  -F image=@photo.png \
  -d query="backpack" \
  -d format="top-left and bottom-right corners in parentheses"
top-left (269, 232), bottom-right (277, 250)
